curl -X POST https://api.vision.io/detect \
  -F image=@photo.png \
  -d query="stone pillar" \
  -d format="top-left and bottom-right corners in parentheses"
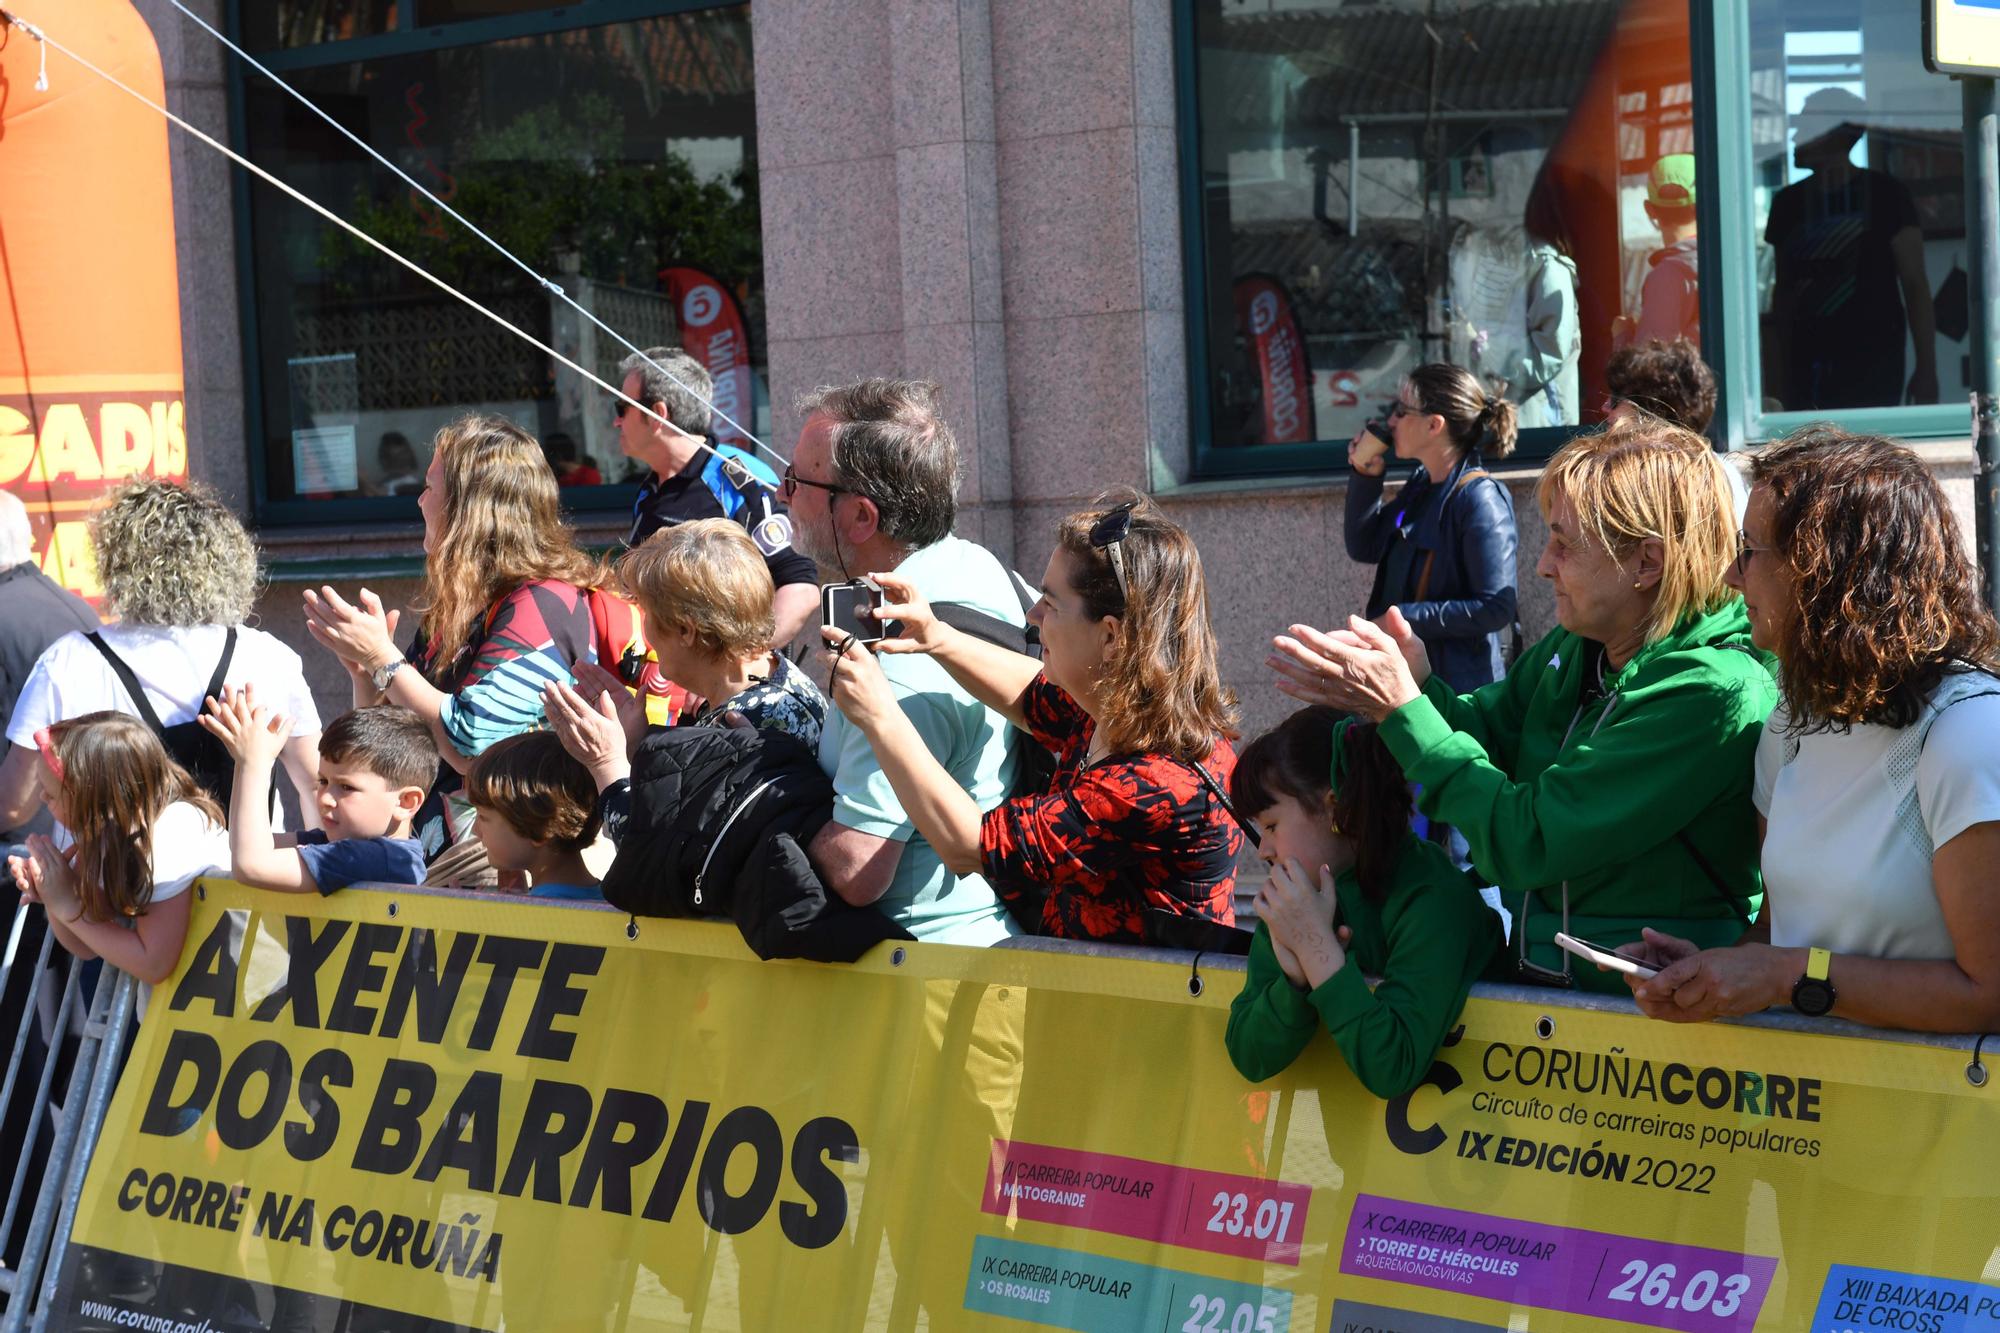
top-left (135, 0), bottom-right (249, 516)
top-left (754, 0), bottom-right (1016, 556)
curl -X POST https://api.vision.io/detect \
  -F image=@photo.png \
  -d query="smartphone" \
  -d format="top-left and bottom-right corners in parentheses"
top-left (821, 579), bottom-right (885, 645)
top-left (1554, 931), bottom-right (1658, 980)
top-left (1353, 422), bottom-right (1391, 469)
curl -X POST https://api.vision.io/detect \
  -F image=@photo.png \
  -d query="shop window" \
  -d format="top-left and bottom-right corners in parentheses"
top-left (1184, 0), bottom-right (1705, 472)
top-left (1750, 3), bottom-right (1961, 414)
top-left (244, 2), bottom-right (400, 51)
top-left (239, 7), bottom-right (762, 512)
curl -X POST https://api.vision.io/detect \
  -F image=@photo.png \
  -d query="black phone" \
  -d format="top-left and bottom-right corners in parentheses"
top-left (821, 579), bottom-right (885, 645)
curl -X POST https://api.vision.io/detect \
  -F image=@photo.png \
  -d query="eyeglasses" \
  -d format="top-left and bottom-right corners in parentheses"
top-left (781, 464), bottom-right (848, 501)
top-left (1386, 400), bottom-right (1416, 421)
top-left (1733, 529), bottom-right (1774, 575)
top-left (1088, 501), bottom-right (1138, 602)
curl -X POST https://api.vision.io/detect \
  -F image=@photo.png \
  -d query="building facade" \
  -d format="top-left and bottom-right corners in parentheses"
top-left (117, 0), bottom-right (1982, 737)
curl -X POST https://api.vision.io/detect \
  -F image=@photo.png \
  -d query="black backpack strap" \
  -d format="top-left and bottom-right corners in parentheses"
top-left (84, 632), bottom-right (168, 735)
top-left (931, 601), bottom-right (1036, 658)
top-left (203, 627), bottom-right (239, 709)
top-left (1675, 829), bottom-right (1754, 929)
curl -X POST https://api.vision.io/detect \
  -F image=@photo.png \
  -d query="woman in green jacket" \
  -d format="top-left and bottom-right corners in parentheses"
top-left (1271, 416), bottom-right (1776, 992)
top-left (1226, 705), bottom-right (1502, 1099)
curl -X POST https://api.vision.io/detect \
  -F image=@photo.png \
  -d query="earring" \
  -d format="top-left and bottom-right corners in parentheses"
top-left (1633, 581), bottom-right (1643, 589)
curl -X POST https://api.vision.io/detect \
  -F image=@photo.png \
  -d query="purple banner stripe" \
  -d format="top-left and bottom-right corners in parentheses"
top-left (1341, 1194), bottom-right (1778, 1333)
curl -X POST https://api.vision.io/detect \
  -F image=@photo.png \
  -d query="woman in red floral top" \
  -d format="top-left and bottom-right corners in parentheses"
top-left (823, 489), bottom-right (1243, 943)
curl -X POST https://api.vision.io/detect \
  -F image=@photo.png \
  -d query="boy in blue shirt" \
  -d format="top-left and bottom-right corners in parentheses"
top-left (466, 732), bottom-right (604, 902)
top-left (200, 689), bottom-right (431, 893)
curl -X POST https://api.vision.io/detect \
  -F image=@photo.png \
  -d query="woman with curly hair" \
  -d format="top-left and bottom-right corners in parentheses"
top-left (0, 478), bottom-right (322, 829)
top-left (822, 489), bottom-right (1243, 943)
top-left (1629, 430), bottom-right (2000, 1032)
top-left (301, 414), bottom-right (605, 879)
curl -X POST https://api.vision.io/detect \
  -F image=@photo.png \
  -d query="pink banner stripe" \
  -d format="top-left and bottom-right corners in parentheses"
top-left (983, 1139), bottom-right (1310, 1266)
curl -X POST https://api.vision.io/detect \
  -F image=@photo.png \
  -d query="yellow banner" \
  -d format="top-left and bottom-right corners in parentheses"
top-left (49, 880), bottom-right (2000, 1332)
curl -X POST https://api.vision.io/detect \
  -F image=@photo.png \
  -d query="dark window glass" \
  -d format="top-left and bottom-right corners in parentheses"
top-left (243, 1), bottom-right (399, 51)
top-left (1189, 0), bottom-right (1702, 458)
top-left (417, 0), bottom-right (568, 25)
top-left (1751, 3), bottom-right (1957, 413)
top-left (242, 9), bottom-right (762, 504)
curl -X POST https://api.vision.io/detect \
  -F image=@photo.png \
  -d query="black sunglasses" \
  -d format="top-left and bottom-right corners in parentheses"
top-left (1088, 501), bottom-right (1138, 601)
top-left (782, 464), bottom-right (848, 501)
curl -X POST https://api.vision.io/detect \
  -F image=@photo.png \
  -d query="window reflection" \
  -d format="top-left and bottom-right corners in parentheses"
top-left (1190, 0), bottom-right (1703, 454)
top-left (243, 11), bottom-right (763, 504)
top-left (1752, 5), bottom-right (1954, 412)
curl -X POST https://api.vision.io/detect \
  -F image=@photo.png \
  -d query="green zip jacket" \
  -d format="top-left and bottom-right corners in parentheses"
top-left (1377, 600), bottom-right (1777, 992)
top-left (1225, 835), bottom-right (1502, 1099)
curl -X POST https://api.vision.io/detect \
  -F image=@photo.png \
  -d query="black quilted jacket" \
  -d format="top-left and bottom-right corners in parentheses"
top-left (599, 725), bottom-right (913, 962)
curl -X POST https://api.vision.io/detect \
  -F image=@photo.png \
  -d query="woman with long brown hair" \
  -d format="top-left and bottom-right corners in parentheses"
top-left (1630, 429), bottom-right (2000, 1032)
top-left (7, 712), bottom-right (227, 987)
top-left (822, 489), bottom-right (1243, 943)
top-left (302, 414), bottom-right (606, 876)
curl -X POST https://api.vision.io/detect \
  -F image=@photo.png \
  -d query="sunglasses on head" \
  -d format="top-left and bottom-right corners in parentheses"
top-left (1088, 501), bottom-right (1138, 601)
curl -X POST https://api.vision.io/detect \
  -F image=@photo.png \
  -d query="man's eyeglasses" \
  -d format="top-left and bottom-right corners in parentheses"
top-left (781, 464), bottom-right (848, 501)
top-left (1089, 501), bottom-right (1138, 602)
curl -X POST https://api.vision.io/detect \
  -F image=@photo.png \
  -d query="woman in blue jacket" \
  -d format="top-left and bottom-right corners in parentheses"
top-left (1345, 363), bottom-right (1520, 693)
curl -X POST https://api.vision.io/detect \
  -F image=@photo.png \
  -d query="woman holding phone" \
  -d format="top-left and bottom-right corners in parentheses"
top-left (821, 488), bottom-right (1243, 944)
top-left (1345, 364), bottom-right (1521, 693)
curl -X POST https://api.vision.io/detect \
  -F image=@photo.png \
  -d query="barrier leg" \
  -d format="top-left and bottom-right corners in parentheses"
top-left (29, 970), bottom-right (135, 1333)
top-left (0, 954), bottom-right (83, 1304)
top-left (0, 924), bottom-right (61, 1273)
top-left (1, 968), bottom-right (127, 1333)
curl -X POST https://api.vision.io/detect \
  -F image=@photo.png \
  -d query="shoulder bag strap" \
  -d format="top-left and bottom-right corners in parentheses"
top-left (1411, 470), bottom-right (1493, 603)
top-left (84, 631), bottom-right (168, 735)
top-left (201, 627), bottom-right (239, 708)
top-left (1674, 829), bottom-right (1755, 929)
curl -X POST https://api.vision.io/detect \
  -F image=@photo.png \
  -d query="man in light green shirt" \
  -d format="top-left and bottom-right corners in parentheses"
top-left (786, 380), bottom-right (1021, 945)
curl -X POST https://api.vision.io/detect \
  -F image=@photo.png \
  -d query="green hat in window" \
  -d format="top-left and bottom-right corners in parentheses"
top-left (1646, 154), bottom-right (1697, 209)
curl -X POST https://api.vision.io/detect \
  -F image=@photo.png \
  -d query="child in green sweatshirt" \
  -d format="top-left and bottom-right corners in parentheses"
top-left (1225, 705), bottom-right (1502, 1099)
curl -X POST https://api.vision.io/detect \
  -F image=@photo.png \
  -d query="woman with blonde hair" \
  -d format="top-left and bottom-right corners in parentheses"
top-left (0, 478), bottom-right (321, 830)
top-left (823, 489), bottom-right (1244, 943)
top-left (1276, 416), bottom-right (1777, 990)
top-left (541, 518), bottom-right (827, 797)
top-left (303, 414), bottom-right (606, 873)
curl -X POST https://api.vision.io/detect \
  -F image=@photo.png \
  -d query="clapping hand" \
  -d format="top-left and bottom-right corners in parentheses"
top-left (304, 586), bottom-right (401, 672)
top-left (15, 834), bottom-right (80, 920)
top-left (542, 663), bottom-right (643, 791)
top-left (1268, 610), bottom-right (1426, 723)
top-left (199, 683), bottom-right (290, 771)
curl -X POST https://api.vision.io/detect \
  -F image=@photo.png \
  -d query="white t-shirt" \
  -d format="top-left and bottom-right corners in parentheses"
top-left (144, 800), bottom-right (231, 907)
top-left (1754, 690), bottom-right (2000, 960)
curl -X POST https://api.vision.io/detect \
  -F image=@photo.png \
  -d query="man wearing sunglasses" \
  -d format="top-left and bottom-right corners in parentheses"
top-left (615, 346), bottom-right (820, 647)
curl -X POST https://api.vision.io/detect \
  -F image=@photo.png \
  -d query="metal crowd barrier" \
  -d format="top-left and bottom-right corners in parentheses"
top-left (0, 900), bottom-right (138, 1333)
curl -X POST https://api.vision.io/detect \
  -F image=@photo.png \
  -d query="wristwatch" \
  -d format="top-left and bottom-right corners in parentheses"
top-left (369, 656), bottom-right (406, 693)
top-left (1790, 947), bottom-right (1836, 1017)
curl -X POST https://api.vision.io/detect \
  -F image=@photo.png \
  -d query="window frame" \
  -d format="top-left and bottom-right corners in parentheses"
top-left (1172, 0), bottom-right (1974, 483)
top-left (1700, 0), bottom-right (1972, 451)
top-left (225, 0), bottom-right (755, 527)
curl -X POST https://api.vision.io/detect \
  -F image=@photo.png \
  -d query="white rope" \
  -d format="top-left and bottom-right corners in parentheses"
top-left (163, 0), bottom-right (786, 471)
top-left (0, 7), bottom-right (780, 495)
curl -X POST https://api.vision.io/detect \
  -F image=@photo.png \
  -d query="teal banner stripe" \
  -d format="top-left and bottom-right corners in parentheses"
top-left (962, 1235), bottom-right (1293, 1333)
